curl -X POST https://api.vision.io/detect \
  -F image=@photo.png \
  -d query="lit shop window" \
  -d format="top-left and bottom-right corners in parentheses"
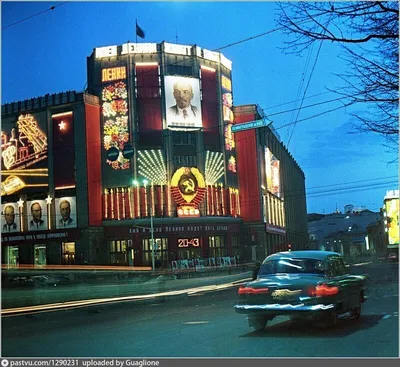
top-left (208, 236), bottom-right (227, 258)
top-left (110, 240), bottom-right (128, 264)
top-left (142, 238), bottom-right (168, 265)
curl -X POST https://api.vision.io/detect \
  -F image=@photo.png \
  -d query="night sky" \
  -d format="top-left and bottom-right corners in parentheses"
top-left (2, 1), bottom-right (398, 213)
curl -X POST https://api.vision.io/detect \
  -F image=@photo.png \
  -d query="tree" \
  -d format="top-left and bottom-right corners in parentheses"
top-left (275, 1), bottom-right (398, 147)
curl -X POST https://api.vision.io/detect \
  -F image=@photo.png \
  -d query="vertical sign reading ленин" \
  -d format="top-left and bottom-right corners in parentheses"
top-left (101, 66), bottom-right (132, 170)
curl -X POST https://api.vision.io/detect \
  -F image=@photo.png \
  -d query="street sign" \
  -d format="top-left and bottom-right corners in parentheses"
top-left (231, 119), bottom-right (271, 133)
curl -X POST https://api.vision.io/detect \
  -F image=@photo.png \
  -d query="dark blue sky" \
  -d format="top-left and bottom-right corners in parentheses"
top-left (2, 1), bottom-right (397, 213)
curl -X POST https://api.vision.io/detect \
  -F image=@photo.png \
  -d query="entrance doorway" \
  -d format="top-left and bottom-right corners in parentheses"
top-left (62, 242), bottom-right (75, 265)
top-left (34, 244), bottom-right (46, 266)
top-left (177, 247), bottom-right (201, 260)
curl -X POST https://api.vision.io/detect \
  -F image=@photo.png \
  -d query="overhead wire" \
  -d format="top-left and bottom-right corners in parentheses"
top-left (1, 2), bottom-right (69, 30)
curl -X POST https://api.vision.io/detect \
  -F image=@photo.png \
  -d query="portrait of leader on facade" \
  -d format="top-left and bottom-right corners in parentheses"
top-left (165, 76), bottom-right (202, 129)
top-left (2, 203), bottom-right (20, 233)
top-left (28, 200), bottom-right (47, 230)
top-left (55, 197), bottom-right (77, 229)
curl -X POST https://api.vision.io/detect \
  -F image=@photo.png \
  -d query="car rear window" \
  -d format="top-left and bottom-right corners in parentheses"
top-left (259, 257), bottom-right (326, 275)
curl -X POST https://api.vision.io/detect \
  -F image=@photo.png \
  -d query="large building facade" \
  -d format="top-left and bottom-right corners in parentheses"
top-left (86, 42), bottom-right (241, 268)
top-left (1, 92), bottom-right (103, 266)
top-left (1, 41), bottom-right (308, 268)
top-left (233, 104), bottom-right (309, 261)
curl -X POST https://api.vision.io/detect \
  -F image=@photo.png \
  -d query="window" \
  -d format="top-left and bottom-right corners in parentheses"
top-left (259, 258), bottom-right (326, 275)
top-left (167, 65), bottom-right (193, 76)
top-left (326, 256), bottom-right (347, 277)
top-left (208, 236), bottom-right (226, 258)
top-left (173, 132), bottom-right (196, 145)
top-left (109, 240), bottom-right (128, 265)
top-left (231, 235), bottom-right (240, 258)
top-left (34, 244), bottom-right (46, 267)
top-left (62, 242), bottom-right (75, 265)
top-left (174, 155), bottom-right (197, 167)
top-left (142, 238), bottom-right (168, 266)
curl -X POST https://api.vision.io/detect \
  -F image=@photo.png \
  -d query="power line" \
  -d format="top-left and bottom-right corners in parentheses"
top-left (2, 2), bottom-right (69, 30)
top-left (287, 39), bottom-right (324, 147)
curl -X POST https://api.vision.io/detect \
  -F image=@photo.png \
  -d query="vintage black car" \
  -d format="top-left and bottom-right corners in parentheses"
top-left (234, 251), bottom-right (366, 331)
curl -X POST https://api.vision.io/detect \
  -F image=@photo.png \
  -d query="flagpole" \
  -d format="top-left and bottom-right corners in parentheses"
top-left (136, 19), bottom-right (138, 43)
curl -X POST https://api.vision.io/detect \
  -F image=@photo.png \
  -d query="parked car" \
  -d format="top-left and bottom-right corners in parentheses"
top-left (234, 251), bottom-right (366, 331)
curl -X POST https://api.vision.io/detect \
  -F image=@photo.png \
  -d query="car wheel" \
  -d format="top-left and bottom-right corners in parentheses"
top-left (324, 310), bottom-right (338, 329)
top-left (248, 316), bottom-right (268, 331)
top-left (350, 299), bottom-right (361, 320)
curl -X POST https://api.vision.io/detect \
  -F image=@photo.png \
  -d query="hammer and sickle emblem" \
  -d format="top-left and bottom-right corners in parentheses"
top-left (182, 178), bottom-right (195, 193)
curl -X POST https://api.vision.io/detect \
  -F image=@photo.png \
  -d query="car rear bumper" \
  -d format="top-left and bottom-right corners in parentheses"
top-left (234, 303), bottom-right (335, 314)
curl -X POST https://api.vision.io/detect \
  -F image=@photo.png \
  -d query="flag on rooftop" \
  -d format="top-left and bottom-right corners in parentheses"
top-left (136, 21), bottom-right (145, 39)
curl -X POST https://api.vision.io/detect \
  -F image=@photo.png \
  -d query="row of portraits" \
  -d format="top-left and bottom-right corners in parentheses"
top-left (1, 197), bottom-right (77, 233)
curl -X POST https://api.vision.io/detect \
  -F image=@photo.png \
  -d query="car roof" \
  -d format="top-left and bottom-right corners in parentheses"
top-left (264, 250), bottom-right (342, 261)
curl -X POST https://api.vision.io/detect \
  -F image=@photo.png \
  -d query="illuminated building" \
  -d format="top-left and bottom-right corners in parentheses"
top-left (233, 104), bottom-right (309, 260)
top-left (86, 42), bottom-right (241, 267)
top-left (1, 42), bottom-right (309, 267)
top-left (1, 92), bottom-right (102, 266)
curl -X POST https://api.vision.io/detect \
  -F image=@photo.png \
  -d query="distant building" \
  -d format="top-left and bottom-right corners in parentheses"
top-left (308, 206), bottom-right (380, 257)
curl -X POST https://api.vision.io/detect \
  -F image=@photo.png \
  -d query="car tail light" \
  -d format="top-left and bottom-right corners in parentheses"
top-left (238, 287), bottom-right (269, 295)
top-left (308, 284), bottom-right (339, 297)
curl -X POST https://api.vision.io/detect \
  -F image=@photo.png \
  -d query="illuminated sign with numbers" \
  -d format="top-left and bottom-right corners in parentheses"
top-left (178, 238), bottom-right (200, 248)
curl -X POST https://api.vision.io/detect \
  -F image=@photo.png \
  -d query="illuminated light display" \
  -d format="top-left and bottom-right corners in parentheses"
top-left (1, 169), bottom-right (48, 177)
top-left (265, 147), bottom-right (281, 197)
top-left (220, 183), bottom-right (225, 215)
top-left (200, 65), bottom-right (216, 72)
top-left (110, 188), bottom-right (115, 219)
top-left (384, 195), bottom-right (399, 245)
top-left (143, 181), bottom-right (149, 217)
top-left (102, 67), bottom-right (127, 82)
top-left (221, 75), bottom-right (232, 92)
top-left (55, 185), bottom-right (76, 190)
top-left (164, 42), bottom-right (192, 56)
top-left (116, 188), bottom-right (121, 220)
top-left (215, 184), bottom-right (220, 215)
top-left (95, 45), bottom-right (118, 58)
top-left (177, 205), bottom-right (200, 218)
top-left (58, 121), bottom-right (66, 131)
top-left (178, 238), bottom-right (200, 247)
top-left (236, 189), bottom-right (241, 216)
top-left (122, 43), bottom-right (158, 55)
top-left (127, 187), bottom-right (133, 218)
top-left (17, 198), bottom-right (24, 232)
top-left (1, 176), bottom-right (26, 196)
top-left (138, 150), bottom-right (167, 185)
top-left (1, 114), bottom-right (47, 171)
top-left (171, 167), bottom-right (206, 210)
top-left (224, 124), bottom-right (235, 151)
top-left (102, 80), bottom-right (131, 170)
top-left (132, 181), bottom-right (141, 218)
top-left (221, 74), bottom-right (237, 177)
top-left (104, 189), bottom-right (109, 219)
top-left (228, 156), bottom-right (237, 173)
top-left (205, 151), bottom-right (224, 185)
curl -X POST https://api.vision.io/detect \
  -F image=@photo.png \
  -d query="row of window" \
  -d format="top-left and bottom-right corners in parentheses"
top-left (109, 236), bottom-right (240, 265)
